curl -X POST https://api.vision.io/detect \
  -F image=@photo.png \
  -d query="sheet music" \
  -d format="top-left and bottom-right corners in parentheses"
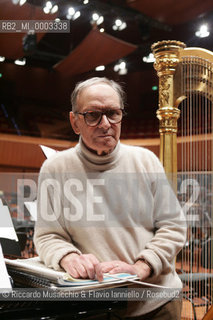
top-left (0, 199), bottom-right (18, 241)
top-left (5, 257), bottom-right (141, 290)
top-left (40, 145), bottom-right (58, 159)
top-left (5, 257), bottom-right (66, 281)
top-left (0, 244), bottom-right (12, 289)
top-left (5, 257), bottom-right (169, 290)
top-left (5, 257), bottom-right (136, 285)
top-left (24, 201), bottom-right (37, 221)
top-left (59, 273), bottom-right (138, 287)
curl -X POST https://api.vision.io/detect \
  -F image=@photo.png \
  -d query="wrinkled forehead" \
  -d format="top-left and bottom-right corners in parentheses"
top-left (79, 83), bottom-right (118, 97)
top-left (76, 83), bottom-right (120, 110)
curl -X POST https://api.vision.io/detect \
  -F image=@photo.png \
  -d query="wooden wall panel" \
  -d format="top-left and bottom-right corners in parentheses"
top-left (0, 134), bottom-right (75, 172)
top-left (0, 134), bottom-right (160, 172)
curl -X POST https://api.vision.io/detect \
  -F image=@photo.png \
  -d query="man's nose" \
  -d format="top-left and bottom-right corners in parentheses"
top-left (97, 114), bottom-right (111, 129)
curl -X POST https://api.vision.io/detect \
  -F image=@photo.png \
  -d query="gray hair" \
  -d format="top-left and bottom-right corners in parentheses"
top-left (71, 77), bottom-right (126, 112)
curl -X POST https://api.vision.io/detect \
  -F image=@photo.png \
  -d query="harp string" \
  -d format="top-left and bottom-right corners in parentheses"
top-left (179, 56), bottom-right (213, 316)
top-left (151, 40), bottom-right (213, 318)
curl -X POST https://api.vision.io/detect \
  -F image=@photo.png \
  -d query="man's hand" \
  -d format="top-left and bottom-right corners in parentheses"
top-left (133, 260), bottom-right (153, 280)
top-left (60, 253), bottom-right (100, 279)
top-left (60, 254), bottom-right (152, 282)
top-left (95, 260), bottom-right (152, 282)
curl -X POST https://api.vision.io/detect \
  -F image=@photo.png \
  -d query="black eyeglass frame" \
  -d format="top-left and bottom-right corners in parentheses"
top-left (74, 109), bottom-right (127, 127)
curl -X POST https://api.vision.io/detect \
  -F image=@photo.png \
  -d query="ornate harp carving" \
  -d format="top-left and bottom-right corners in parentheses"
top-left (152, 40), bottom-right (213, 178)
top-left (151, 41), bottom-right (185, 180)
top-left (152, 40), bottom-right (213, 320)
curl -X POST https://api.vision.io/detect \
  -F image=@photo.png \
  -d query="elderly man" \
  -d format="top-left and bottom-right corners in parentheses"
top-left (34, 77), bottom-right (186, 319)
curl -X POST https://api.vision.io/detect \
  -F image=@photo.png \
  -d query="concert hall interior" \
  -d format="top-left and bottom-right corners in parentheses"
top-left (0, 1), bottom-right (213, 319)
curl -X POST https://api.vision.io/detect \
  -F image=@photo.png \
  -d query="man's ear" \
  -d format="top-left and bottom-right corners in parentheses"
top-left (69, 112), bottom-right (80, 135)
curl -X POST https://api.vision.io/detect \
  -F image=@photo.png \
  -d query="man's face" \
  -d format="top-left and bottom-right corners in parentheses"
top-left (70, 83), bottom-right (122, 155)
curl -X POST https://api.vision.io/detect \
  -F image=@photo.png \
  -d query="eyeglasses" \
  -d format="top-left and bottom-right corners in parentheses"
top-left (74, 109), bottom-right (126, 127)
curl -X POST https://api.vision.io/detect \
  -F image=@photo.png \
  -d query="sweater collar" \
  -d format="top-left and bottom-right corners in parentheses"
top-left (76, 137), bottom-right (121, 169)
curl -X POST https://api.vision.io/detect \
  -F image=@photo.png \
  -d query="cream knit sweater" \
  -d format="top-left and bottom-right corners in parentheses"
top-left (34, 139), bottom-right (186, 317)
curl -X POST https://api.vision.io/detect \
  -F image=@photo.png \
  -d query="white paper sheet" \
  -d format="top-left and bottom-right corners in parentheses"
top-left (0, 199), bottom-right (18, 241)
top-left (24, 201), bottom-right (37, 221)
top-left (0, 244), bottom-right (12, 289)
top-left (40, 145), bottom-right (58, 159)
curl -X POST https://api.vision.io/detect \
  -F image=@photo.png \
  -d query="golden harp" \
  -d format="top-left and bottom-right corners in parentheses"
top-left (152, 40), bottom-right (213, 320)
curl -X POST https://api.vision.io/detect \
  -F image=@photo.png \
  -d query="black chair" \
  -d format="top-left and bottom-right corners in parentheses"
top-left (178, 238), bottom-right (213, 320)
top-left (201, 238), bottom-right (212, 269)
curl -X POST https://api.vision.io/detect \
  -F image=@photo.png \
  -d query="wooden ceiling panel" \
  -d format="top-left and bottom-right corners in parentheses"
top-left (54, 27), bottom-right (137, 77)
top-left (127, 0), bottom-right (213, 25)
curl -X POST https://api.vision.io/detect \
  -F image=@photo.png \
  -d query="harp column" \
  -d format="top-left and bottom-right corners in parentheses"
top-left (152, 40), bottom-right (186, 186)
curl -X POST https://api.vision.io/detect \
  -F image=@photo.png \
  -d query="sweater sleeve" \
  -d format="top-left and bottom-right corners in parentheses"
top-left (136, 152), bottom-right (187, 277)
top-left (34, 160), bottom-right (82, 271)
